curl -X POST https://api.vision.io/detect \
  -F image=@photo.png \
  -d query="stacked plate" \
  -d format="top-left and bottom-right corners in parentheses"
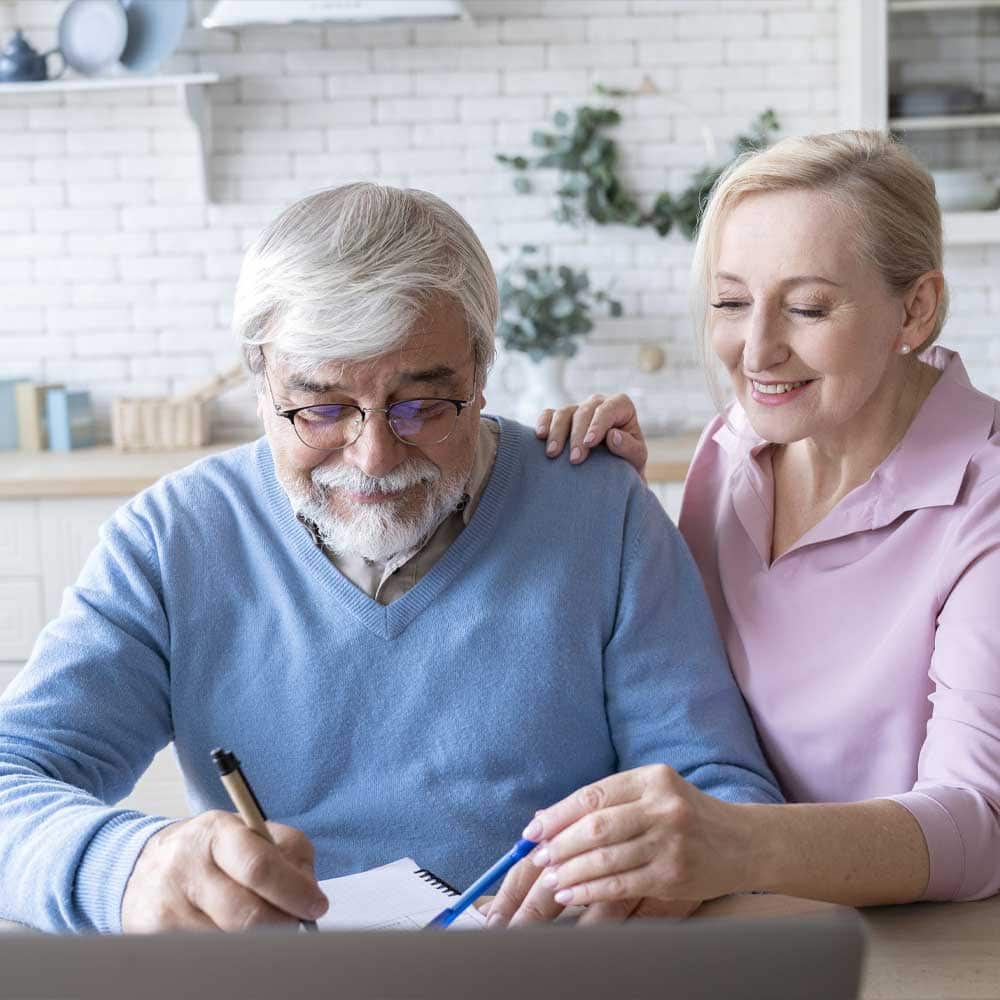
top-left (930, 170), bottom-right (999, 212)
top-left (56, 0), bottom-right (189, 77)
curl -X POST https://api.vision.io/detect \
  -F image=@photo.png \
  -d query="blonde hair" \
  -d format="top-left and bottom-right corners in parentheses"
top-left (233, 183), bottom-right (498, 388)
top-left (690, 129), bottom-right (948, 406)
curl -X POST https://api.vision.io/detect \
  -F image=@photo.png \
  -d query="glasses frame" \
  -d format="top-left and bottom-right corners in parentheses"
top-left (259, 349), bottom-right (478, 452)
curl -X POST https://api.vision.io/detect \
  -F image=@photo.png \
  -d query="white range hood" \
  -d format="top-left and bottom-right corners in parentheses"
top-left (203, 0), bottom-right (468, 28)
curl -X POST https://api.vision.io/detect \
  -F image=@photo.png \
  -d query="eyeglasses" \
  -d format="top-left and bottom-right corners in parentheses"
top-left (260, 353), bottom-right (477, 452)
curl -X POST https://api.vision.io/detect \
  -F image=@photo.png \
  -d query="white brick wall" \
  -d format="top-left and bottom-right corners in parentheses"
top-left (0, 0), bottom-right (995, 438)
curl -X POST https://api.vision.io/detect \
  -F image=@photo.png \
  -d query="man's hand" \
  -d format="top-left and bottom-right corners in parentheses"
top-left (121, 811), bottom-right (329, 932)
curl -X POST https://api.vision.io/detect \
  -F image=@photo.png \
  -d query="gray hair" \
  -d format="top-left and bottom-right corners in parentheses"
top-left (233, 183), bottom-right (498, 388)
top-left (691, 129), bottom-right (948, 408)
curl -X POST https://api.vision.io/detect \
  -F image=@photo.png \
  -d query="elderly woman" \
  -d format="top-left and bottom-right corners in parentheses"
top-left (489, 129), bottom-right (1000, 925)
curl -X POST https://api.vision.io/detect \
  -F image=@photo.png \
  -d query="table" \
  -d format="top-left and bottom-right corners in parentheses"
top-left (696, 893), bottom-right (1000, 999)
top-left (3, 893), bottom-right (998, 997)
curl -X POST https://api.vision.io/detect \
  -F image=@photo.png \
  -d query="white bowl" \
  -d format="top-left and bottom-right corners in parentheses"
top-left (931, 169), bottom-right (999, 212)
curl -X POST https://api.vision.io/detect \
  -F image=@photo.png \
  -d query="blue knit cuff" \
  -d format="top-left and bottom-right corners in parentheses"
top-left (74, 812), bottom-right (177, 934)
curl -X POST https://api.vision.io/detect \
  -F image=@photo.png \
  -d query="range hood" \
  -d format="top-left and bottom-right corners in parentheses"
top-left (203, 0), bottom-right (468, 28)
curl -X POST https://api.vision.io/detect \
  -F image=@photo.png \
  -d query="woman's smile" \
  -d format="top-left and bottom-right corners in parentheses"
top-left (748, 378), bottom-right (817, 406)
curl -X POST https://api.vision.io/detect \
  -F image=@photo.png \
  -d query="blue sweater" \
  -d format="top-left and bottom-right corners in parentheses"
top-left (0, 418), bottom-right (780, 933)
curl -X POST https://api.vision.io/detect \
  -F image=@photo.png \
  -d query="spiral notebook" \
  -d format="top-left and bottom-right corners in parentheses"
top-left (316, 858), bottom-right (487, 931)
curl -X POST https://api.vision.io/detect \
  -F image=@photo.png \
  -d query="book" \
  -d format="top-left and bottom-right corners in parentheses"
top-left (14, 382), bottom-right (63, 450)
top-left (45, 388), bottom-right (96, 451)
top-left (0, 379), bottom-right (25, 450)
top-left (316, 858), bottom-right (486, 931)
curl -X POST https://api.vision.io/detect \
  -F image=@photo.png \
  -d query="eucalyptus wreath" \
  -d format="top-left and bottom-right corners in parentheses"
top-left (497, 96), bottom-right (779, 239)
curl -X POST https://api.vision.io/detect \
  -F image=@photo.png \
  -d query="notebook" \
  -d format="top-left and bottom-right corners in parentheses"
top-left (317, 858), bottom-right (486, 931)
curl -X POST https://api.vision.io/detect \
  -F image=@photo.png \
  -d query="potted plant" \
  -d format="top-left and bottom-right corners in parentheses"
top-left (497, 245), bottom-right (621, 419)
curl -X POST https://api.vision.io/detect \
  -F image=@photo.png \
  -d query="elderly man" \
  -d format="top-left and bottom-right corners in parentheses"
top-left (0, 184), bottom-right (780, 934)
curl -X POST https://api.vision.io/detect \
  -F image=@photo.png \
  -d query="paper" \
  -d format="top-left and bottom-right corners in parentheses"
top-left (317, 858), bottom-right (486, 931)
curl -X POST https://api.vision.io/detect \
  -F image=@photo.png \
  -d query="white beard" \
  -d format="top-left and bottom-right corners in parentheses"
top-left (286, 458), bottom-right (466, 565)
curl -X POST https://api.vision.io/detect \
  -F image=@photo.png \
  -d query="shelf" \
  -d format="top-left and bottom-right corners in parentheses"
top-left (0, 73), bottom-right (221, 201)
top-left (943, 210), bottom-right (1000, 244)
top-left (890, 0), bottom-right (1000, 10)
top-left (889, 112), bottom-right (1000, 131)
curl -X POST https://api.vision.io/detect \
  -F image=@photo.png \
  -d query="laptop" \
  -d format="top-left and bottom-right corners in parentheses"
top-left (0, 911), bottom-right (865, 1000)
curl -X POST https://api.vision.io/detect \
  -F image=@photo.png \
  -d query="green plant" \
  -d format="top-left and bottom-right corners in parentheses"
top-left (497, 246), bottom-right (623, 362)
top-left (497, 106), bottom-right (643, 227)
top-left (497, 96), bottom-right (779, 239)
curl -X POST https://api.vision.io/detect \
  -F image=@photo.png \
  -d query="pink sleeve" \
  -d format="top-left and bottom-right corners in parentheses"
top-left (889, 477), bottom-right (1000, 901)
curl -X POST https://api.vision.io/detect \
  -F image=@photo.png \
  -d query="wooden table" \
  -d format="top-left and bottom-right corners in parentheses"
top-left (3, 893), bottom-right (998, 997)
top-left (696, 893), bottom-right (1000, 999)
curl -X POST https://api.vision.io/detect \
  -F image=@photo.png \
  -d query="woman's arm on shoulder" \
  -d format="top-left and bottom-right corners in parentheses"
top-left (536, 393), bottom-right (648, 479)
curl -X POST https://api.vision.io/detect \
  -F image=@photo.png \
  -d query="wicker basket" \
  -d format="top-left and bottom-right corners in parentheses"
top-left (111, 365), bottom-right (245, 452)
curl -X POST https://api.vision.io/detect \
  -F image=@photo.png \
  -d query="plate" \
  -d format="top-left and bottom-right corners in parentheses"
top-left (120, 0), bottom-right (189, 74)
top-left (57, 0), bottom-right (129, 77)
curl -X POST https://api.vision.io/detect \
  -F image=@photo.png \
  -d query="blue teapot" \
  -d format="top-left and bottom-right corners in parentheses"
top-left (0, 29), bottom-right (65, 82)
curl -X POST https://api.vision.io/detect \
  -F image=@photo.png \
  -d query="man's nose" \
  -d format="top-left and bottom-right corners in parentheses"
top-left (741, 304), bottom-right (790, 375)
top-left (342, 412), bottom-right (408, 478)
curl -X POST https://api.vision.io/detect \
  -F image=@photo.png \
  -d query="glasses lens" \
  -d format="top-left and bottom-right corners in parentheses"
top-left (388, 399), bottom-right (458, 445)
top-left (293, 404), bottom-right (362, 450)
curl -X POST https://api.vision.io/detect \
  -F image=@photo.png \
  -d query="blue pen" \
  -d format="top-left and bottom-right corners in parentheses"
top-left (425, 838), bottom-right (538, 929)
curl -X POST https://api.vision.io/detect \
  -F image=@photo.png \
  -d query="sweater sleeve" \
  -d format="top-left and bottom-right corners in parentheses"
top-left (0, 507), bottom-right (177, 933)
top-left (603, 482), bottom-right (783, 806)
top-left (888, 479), bottom-right (1000, 901)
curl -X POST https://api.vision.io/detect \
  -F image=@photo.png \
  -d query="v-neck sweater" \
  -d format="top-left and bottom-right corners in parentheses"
top-left (0, 418), bottom-right (780, 934)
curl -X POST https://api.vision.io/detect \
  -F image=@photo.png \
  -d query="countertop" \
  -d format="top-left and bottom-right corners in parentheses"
top-left (0, 434), bottom-right (701, 499)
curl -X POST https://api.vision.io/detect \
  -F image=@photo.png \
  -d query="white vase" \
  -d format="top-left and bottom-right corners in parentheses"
top-left (518, 355), bottom-right (572, 425)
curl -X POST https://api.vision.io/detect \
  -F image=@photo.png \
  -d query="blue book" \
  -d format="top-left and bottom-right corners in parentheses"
top-left (0, 379), bottom-right (25, 450)
top-left (45, 388), bottom-right (96, 451)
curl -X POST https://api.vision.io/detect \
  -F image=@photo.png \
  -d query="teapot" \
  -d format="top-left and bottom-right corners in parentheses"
top-left (0, 29), bottom-right (65, 83)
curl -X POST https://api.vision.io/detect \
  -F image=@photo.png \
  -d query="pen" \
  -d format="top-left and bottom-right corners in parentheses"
top-left (425, 837), bottom-right (538, 929)
top-left (211, 747), bottom-right (319, 933)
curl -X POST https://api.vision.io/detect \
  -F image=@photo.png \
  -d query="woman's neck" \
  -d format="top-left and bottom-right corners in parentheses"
top-left (777, 360), bottom-right (941, 508)
top-left (769, 360), bottom-right (941, 561)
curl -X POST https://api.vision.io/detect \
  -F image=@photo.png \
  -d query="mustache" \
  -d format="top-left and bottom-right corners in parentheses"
top-left (310, 459), bottom-right (441, 497)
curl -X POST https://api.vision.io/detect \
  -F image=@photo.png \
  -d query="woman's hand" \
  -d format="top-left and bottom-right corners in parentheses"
top-left (536, 393), bottom-right (648, 480)
top-left (505, 765), bottom-right (759, 909)
top-left (485, 855), bottom-right (699, 927)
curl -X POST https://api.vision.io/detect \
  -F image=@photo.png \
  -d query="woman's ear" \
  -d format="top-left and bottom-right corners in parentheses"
top-left (901, 271), bottom-right (945, 347)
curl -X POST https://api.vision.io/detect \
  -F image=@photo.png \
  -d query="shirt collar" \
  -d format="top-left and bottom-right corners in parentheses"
top-left (868, 347), bottom-right (997, 525)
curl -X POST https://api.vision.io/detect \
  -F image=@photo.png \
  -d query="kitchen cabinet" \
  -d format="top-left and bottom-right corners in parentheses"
top-left (839, 0), bottom-right (1000, 244)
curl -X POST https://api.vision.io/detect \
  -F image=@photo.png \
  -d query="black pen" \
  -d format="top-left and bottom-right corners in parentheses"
top-left (211, 747), bottom-right (319, 932)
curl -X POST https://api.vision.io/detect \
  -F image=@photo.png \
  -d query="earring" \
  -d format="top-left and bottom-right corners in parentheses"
top-left (899, 344), bottom-right (912, 355)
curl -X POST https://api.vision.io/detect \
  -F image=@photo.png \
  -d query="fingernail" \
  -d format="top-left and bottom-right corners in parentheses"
top-left (554, 889), bottom-right (574, 905)
top-left (541, 869), bottom-right (559, 889)
top-left (570, 447), bottom-right (582, 463)
top-left (523, 819), bottom-right (542, 840)
top-left (610, 430), bottom-right (622, 447)
top-left (535, 423), bottom-right (546, 436)
top-left (546, 441), bottom-right (559, 456)
top-left (487, 912), bottom-right (507, 928)
top-left (310, 897), bottom-right (328, 918)
top-left (532, 846), bottom-right (550, 867)
top-left (583, 432), bottom-right (597, 445)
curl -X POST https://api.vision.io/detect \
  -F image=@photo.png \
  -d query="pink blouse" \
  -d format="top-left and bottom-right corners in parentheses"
top-left (679, 347), bottom-right (1000, 901)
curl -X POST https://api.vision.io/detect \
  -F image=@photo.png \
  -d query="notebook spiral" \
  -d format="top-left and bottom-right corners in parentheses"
top-left (415, 868), bottom-right (460, 897)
